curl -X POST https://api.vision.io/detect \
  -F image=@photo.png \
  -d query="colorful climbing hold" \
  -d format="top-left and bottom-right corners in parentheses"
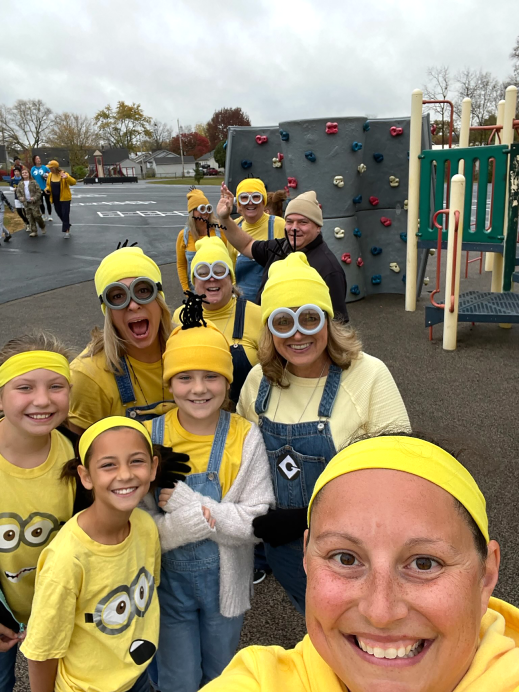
top-left (390, 126), bottom-right (404, 137)
top-left (325, 122), bottom-right (339, 134)
top-left (403, 199), bottom-right (409, 210)
top-left (431, 124), bottom-right (437, 135)
top-left (371, 246), bottom-right (382, 256)
top-left (279, 130), bottom-right (290, 141)
top-left (241, 160), bottom-right (252, 169)
top-left (369, 196), bottom-right (379, 207)
top-left (352, 142), bottom-right (363, 152)
top-left (371, 275), bottom-right (382, 285)
top-left (363, 121), bottom-right (370, 132)
top-left (255, 135), bottom-right (268, 144)
top-left (357, 163), bottom-right (367, 174)
top-left (399, 232), bottom-right (407, 243)
top-left (350, 285), bottom-right (361, 296)
top-left (380, 217), bottom-right (392, 227)
top-left (423, 277), bottom-right (430, 286)
top-left (223, 141), bottom-right (227, 150)
top-left (402, 275), bottom-right (406, 284)
top-left (353, 227), bottom-right (362, 238)
top-left (429, 249), bottom-right (435, 256)
top-left (334, 227), bottom-right (345, 238)
top-left (356, 257), bottom-right (364, 268)
top-left (277, 153), bottom-right (284, 161)
top-left (389, 263), bottom-right (400, 273)
top-left (373, 153), bottom-right (384, 163)
top-left (353, 195), bottom-right (362, 205)
top-left (272, 157), bottom-right (282, 168)
top-left (305, 151), bottom-right (316, 162)
top-left (341, 252), bottom-right (352, 264)
top-left (333, 175), bottom-right (345, 188)
top-left (287, 177), bottom-right (298, 189)
top-left (389, 176), bottom-right (400, 188)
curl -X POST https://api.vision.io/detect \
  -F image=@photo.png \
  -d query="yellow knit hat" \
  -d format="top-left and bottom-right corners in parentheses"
top-left (163, 321), bottom-right (233, 384)
top-left (94, 247), bottom-right (164, 314)
top-left (261, 252), bottom-right (334, 324)
top-left (236, 178), bottom-right (267, 206)
top-left (187, 188), bottom-right (210, 212)
top-left (191, 236), bottom-right (236, 283)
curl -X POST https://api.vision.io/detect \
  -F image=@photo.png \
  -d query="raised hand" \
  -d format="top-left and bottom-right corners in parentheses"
top-left (216, 183), bottom-right (234, 220)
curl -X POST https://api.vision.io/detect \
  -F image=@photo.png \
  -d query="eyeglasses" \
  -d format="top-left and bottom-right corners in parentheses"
top-left (195, 204), bottom-right (213, 214)
top-left (237, 192), bottom-right (263, 206)
top-left (193, 261), bottom-right (230, 281)
top-left (100, 277), bottom-right (162, 310)
top-left (268, 304), bottom-right (326, 339)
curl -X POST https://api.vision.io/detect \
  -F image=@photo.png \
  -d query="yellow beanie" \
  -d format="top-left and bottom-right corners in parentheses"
top-left (94, 247), bottom-right (164, 314)
top-left (191, 236), bottom-right (236, 283)
top-left (261, 252), bottom-right (334, 324)
top-left (163, 321), bottom-right (233, 384)
top-left (236, 178), bottom-right (267, 206)
top-left (187, 188), bottom-right (210, 212)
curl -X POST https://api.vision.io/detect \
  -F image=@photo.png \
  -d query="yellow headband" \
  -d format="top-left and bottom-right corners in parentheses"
top-left (308, 436), bottom-right (489, 543)
top-left (0, 351), bottom-right (70, 388)
top-left (79, 416), bottom-right (153, 465)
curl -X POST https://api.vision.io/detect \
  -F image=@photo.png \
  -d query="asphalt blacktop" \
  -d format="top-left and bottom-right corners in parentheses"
top-left (2, 182), bottom-right (518, 690)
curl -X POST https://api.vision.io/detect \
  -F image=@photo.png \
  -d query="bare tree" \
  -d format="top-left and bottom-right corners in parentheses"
top-left (47, 112), bottom-right (98, 168)
top-left (147, 120), bottom-right (174, 150)
top-left (0, 99), bottom-right (53, 150)
top-left (454, 68), bottom-right (502, 144)
top-left (423, 66), bottom-right (452, 148)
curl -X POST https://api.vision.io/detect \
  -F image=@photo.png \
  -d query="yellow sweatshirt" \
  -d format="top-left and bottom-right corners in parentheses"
top-left (176, 227), bottom-right (229, 292)
top-left (202, 598), bottom-right (519, 691)
top-left (45, 173), bottom-right (76, 202)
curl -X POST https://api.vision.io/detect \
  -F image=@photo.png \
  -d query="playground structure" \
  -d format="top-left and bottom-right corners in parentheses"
top-left (405, 85), bottom-right (519, 350)
top-left (225, 115), bottom-right (432, 303)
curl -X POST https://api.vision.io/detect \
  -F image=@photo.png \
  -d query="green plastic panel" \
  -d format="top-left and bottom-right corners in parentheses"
top-left (418, 144), bottom-right (509, 245)
top-left (503, 143), bottom-right (519, 291)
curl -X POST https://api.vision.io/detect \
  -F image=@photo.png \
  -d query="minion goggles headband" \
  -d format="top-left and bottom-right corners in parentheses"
top-left (100, 277), bottom-right (163, 310)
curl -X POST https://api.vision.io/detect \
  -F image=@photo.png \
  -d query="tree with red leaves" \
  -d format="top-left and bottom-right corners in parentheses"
top-left (169, 131), bottom-right (211, 159)
top-left (206, 107), bottom-right (251, 149)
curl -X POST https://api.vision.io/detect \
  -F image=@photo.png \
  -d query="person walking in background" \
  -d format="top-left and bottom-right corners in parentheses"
top-left (9, 158), bottom-right (22, 180)
top-left (10, 167), bottom-right (29, 233)
top-left (30, 155), bottom-right (53, 222)
top-left (0, 190), bottom-right (13, 244)
top-left (16, 168), bottom-right (45, 238)
top-left (45, 160), bottom-right (75, 238)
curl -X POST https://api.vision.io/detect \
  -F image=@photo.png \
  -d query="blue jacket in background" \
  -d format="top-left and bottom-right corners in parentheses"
top-left (30, 165), bottom-right (50, 190)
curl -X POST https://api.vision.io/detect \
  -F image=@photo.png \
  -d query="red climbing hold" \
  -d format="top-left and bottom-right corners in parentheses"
top-left (287, 177), bottom-right (298, 189)
top-left (380, 217), bottom-right (392, 227)
top-left (356, 257), bottom-right (364, 267)
top-left (369, 196), bottom-right (379, 207)
top-left (431, 124), bottom-right (437, 135)
top-left (277, 152), bottom-right (284, 161)
top-left (341, 252), bottom-right (352, 264)
top-left (284, 186), bottom-right (290, 195)
top-left (255, 135), bottom-right (268, 144)
top-left (390, 126), bottom-right (404, 137)
top-left (326, 122), bottom-right (339, 134)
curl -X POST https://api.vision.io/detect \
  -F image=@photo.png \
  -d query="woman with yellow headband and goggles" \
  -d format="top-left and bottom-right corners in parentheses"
top-left (0, 332), bottom-right (76, 679)
top-left (237, 252), bottom-right (410, 614)
top-left (173, 236), bottom-right (263, 406)
top-left (205, 433), bottom-right (519, 692)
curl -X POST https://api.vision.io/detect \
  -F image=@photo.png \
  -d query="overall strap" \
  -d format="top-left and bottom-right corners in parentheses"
top-left (151, 415), bottom-right (166, 445)
top-left (114, 358), bottom-right (136, 405)
top-left (254, 376), bottom-right (272, 415)
top-left (232, 297), bottom-right (247, 340)
top-left (237, 219), bottom-right (243, 228)
top-left (215, 227), bottom-right (222, 238)
top-left (206, 410), bottom-right (231, 475)
top-left (268, 215), bottom-right (276, 240)
top-left (183, 226), bottom-right (189, 245)
top-left (317, 363), bottom-right (343, 418)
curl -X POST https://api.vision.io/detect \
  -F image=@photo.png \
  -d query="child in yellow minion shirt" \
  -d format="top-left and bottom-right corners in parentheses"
top-left (0, 333), bottom-right (76, 692)
top-left (141, 293), bottom-right (274, 692)
top-left (21, 417), bottom-right (161, 692)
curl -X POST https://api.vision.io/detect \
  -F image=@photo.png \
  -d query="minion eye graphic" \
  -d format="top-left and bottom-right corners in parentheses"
top-left (133, 570), bottom-right (153, 616)
top-left (0, 523), bottom-right (20, 552)
top-left (0, 512), bottom-right (59, 553)
top-left (23, 518), bottom-right (56, 546)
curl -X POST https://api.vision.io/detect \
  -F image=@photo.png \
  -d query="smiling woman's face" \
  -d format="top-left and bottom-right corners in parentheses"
top-left (304, 469), bottom-right (500, 692)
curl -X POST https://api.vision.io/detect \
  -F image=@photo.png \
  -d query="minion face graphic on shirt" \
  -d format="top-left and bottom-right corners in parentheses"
top-left (84, 567), bottom-right (157, 665)
top-left (0, 512), bottom-right (61, 583)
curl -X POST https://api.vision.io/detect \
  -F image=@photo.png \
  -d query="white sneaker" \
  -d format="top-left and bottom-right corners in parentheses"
top-left (47, 216), bottom-right (53, 222)
top-left (25, 225), bottom-right (30, 233)
top-left (63, 231), bottom-right (70, 239)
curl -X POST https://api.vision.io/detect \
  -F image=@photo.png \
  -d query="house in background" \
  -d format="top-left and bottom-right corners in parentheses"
top-left (32, 147), bottom-right (71, 173)
top-left (131, 150), bottom-right (196, 178)
top-left (197, 150), bottom-right (219, 169)
top-left (86, 148), bottom-right (134, 177)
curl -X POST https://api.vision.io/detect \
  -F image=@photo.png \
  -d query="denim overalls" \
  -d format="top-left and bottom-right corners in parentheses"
top-left (184, 226), bottom-right (222, 292)
top-left (254, 364), bottom-right (342, 615)
top-left (149, 410), bottom-right (244, 692)
top-left (229, 297), bottom-right (253, 405)
top-left (235, 215), bottom-right (275, 304)
top-left (114, 357), bottom-right (175, 422)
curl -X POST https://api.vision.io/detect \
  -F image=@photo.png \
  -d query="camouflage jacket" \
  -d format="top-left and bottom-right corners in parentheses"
top-left (15, 180), bottom-right (42, 208)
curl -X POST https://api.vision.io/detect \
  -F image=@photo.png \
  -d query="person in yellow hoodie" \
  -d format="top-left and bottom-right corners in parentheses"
top-left (203, 434), bottom-right (519, 692)
top-left (44, 160), bottom-right (76, 238)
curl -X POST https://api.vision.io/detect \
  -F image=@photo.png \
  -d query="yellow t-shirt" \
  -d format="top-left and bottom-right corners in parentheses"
top-left (228, 213), bottom-right (285, 264)
top-left (21, 509), bottom-right (161, 692)
top-left (172, 296), bottom-right (261, 369)
top-left (144, 409), bottom-right (251, 497)
top-left (69, 349), bottom-right (175, 429)
top-left (237, 354), bottom-right (410, 451)
top-left (0, 428), bottom-right (75, 624)
top-left (203, 599), bottom-right (519, 691)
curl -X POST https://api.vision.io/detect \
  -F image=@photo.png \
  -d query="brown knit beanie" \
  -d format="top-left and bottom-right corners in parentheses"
top-left (284, 191), bottom-right (323, 227)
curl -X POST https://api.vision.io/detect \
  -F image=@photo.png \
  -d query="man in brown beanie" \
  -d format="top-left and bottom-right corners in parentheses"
top-left (217, 184), bottom-right (348, 321)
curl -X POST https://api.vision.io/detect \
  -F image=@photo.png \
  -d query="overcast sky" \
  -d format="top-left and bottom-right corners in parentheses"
top-left (2, 0), bottom-right (517, 131)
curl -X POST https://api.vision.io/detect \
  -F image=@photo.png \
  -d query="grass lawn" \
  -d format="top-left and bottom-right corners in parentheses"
top-left (3, 209), bottom-right (26, 234)
top-left (148, 177), bottom-right (224, 186)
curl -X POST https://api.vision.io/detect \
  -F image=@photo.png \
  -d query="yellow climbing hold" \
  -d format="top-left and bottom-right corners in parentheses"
top-left (389, 263), bottom-right (400, 273)
top-left (272, 157), bottom-right (282, 168)
top-left (334, 227), bottom-right (345, 238)
top-left (333, 175), bottom-right (345, 188)
top-left (429, 249), bottom-right (436, 256)
top-left (357, 164), bottom-right (367, 174)
top-left (423, 277), bottom-right (430, 286)
top-left (403, 199), bottom-right (409, 210)
top-left (389, 176), bottom-right (400, 187)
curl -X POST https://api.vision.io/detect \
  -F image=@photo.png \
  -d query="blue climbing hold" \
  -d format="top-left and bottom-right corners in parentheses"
top-left (371, 275), bottom-right (382, 285)
top-left (352, 141), bottom-right (363, 152)
top-left (400, 232), bottom-right (407, 243)
top-left (363, 121), bottom-right (370, 132)
top-left (223, 141), bottom-right (227, 150)
top-left (241, 159), bottom-right (252, 169)
top-left (402, 274), bottom-right (406, 284)
top-left (373, 153), bottom-right (384, 163)
top-left (350, 285), bottom-right (361, 296)
top-left (279, 129), bottom-right (290, 141)
top-left (353, 227), bottom-right (362, 238)
top-left (304, 151), bottom-right (316, 162)
top-left (371, 246), bottom-right (382, 256)
top-left (353, 195), bottom-right (362, 204)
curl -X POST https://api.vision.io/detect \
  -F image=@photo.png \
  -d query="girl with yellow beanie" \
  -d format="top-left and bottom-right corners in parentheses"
top-left (237, 252), bottom-right (410, 615)
top-left (176, 188), bottom-right (227, 292)
top-left (140, 294), bottom-right (274, 692)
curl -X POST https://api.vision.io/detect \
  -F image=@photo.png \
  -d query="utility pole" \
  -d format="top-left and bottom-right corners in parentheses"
top-left (177, 118), bottom-right (185, 178)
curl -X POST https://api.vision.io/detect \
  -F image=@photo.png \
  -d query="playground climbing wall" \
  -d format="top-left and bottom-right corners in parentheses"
top-left (225, 115), bottom-right (432, 301)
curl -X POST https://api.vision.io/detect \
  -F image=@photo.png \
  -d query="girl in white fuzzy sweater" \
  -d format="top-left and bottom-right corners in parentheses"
top-left (141, 294), bottom-right (274, 692)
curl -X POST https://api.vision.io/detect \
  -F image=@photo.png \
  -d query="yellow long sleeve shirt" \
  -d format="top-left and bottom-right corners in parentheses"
top-left (227, 213), bottom-right (285, 265)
